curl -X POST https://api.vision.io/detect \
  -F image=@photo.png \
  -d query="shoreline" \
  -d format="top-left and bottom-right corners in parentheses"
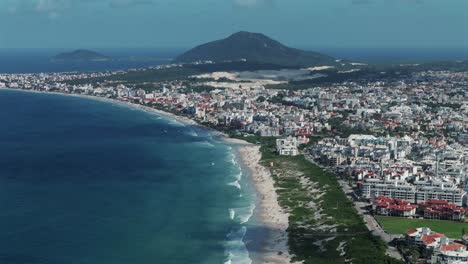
top-left (2, 88), bottom-right (292, 264)
top-left (225, 138), bottom-right (292, 264)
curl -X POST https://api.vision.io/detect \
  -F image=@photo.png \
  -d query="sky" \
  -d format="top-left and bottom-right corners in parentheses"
top-left (0, 0), bottom-right (467, 50)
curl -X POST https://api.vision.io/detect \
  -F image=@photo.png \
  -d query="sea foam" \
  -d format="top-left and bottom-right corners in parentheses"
top-left (229, 209), bottom-right (236, 220)
top-left (224, 226), bottom-right (252, 264)
top-left (223, 144), bottom-right (254, 264)
top-left (193, 141), bottom-right (215, 148)
top-left (232, 204), bottom-right (256, 224)
top-left (228, 180), bottom-right (241, 190)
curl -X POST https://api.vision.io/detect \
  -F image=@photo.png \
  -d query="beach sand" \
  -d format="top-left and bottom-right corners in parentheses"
top-left (226, 138), bottom-right (293, 264)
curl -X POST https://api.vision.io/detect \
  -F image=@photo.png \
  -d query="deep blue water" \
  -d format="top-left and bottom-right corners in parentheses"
top-left (0, 49), bottom-right (182, 74)
top-left (0, 90), bottom-right (256, 264)
top-left (2, 47), bottom-right (468, 74)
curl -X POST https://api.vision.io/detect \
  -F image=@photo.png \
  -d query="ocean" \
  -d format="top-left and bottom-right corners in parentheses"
top-left (2, 47), bottom-right (468, 74)
top-left (0, 49), bottom-right (183, 74)
top-left (0, 89), bottom-right (258, 264)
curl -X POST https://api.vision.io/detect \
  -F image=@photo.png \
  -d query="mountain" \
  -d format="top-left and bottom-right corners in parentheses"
top-left (174, 31), bottom-right (337, 67)
top-left (51, 50), bottom-right (111, 62)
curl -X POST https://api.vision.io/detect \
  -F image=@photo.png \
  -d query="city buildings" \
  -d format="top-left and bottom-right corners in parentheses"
top-left (276, 136), bottom-right (299, 156)
top-left (405, 227), bottom-right (468, 264)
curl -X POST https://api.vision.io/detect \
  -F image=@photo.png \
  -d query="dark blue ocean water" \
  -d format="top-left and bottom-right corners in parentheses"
top-left (0, 49), bottom-right (182, 74)
top-left (0, 90), bottom-right (256, 264)
top-left (2, 47), bottom-right (468, 74)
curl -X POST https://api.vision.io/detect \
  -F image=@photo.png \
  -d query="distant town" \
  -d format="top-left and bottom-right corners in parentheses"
top-left (1, 59), bottom-right (467, 263)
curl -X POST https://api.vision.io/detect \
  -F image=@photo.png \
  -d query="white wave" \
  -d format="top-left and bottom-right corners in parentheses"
top-left (234, 171), bottom-right (242, 181)
top-left (187, 129), bottom-right (199, 137)
top-left (228, 180), bottom-right (241, 190)
top-left (229, 209), bottom-right (236, 220)
top-left (224, 227), bottom-right (252, 264)
top-left (230, 153), bottom-right (237, 165)
top-left (193, 141), bottom-right (215, 148)
top-left (168, 119), bottom-right (185, 127)
top-left (232, 204), bottom-right (256, 224)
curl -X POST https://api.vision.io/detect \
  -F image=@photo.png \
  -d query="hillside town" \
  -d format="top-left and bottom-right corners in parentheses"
top-left (1, 64), bottom-right (468, 263)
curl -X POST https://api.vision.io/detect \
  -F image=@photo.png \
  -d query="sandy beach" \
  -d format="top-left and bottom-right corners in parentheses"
top-left (225, 138), bottom-right (293, 264)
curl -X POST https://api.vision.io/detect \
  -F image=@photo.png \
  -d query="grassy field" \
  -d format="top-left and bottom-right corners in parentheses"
top-left (375, 216), bottom-right (468, 239)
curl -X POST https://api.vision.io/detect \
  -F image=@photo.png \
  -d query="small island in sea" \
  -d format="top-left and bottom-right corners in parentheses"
top-left (51, 49), bottom-right (111, 62)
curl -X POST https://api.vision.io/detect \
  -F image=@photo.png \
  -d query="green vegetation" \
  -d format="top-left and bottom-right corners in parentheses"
top-left (375, 216), bottom-right (468, 239)
top-left (265, 60), bottom-right (468, 90)
top-left (265, 67), bottom-right (414, 90)
top-left (65, 61), bottom-right (295, 86)
top-left (66, 67), bottom-right (201, 86)
top-left (237, 136), bottom-right (402, 264)
top-left (175, 31), bottom-right (337, 67)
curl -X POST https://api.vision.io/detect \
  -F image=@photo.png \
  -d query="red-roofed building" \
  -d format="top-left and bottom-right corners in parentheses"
top-left (372, 196), bottom-right (417, 217)
top-left (440, 243), bottom-right (465, 252)
top-left (421, 233), bottom-right (446, 247)
top-left (406, 227), bottom-right (445, 248)
top-left (419, 200), bottom-right (465, 221)
top-left (432, 242), bottom-right (468, 264)
top-left (405, 227), bottom-right (468, 263)
top-left (372, 196), bottom-right (465, 221)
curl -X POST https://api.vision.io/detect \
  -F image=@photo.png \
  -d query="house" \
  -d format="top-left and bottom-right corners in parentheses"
top-left (431, 241), bottom-right (468, 264)
top-left (419, 200), bottom-right (465, 221)
top-left (405, 227), bottom-right (468, 263)
top-left (405, 227), bottom-right (446, 248)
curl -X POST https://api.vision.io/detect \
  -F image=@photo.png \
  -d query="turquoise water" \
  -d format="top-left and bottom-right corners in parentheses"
top-left (0, 90), bottom-right (257, 264)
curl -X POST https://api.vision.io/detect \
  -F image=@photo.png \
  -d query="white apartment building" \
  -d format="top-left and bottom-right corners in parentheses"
top-left (361, 179), bottom-right (417, 203)
top-left (362, 179), bottom-right (467, 206)
top-left (276, 137), bottom-right (299, 156)
top-left (416, 186), bottom-right (466, 207)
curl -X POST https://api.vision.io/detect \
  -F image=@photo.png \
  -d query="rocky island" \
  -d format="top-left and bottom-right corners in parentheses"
top-left (51, 50), bottom-right (111, 62)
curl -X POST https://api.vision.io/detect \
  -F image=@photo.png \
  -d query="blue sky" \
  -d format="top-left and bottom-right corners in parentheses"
top-left (0, 0), bottom-right (467, 49)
